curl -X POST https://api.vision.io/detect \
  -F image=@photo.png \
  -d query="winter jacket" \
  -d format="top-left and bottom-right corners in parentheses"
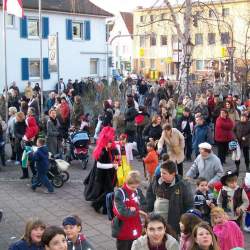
top-left (215, 116), bottom-right (234, 142)
top-left (30, 146), bottom-right (49, 174)
top-left (24, 116), bottom-right (39, 141)
top-left (67, 233), bottom-right (95, 250)
top-left (146, 175), bottom-right (193, 233)
top-left (217, 185), bottom-right (249, 221)
top-left (158, 128), bottom-right (185, 164)
top-left (192, 124), bottom-right (212, 155)
top-left (227, 108), bottom-right (240, 122)
top-left (46, 118), bottom-right (60, 155)
top-left (213, 220), bottom-right (244, 250)
top-left (8, 239), bottom-right (44, 250)
top-left (186, 153), bottom-right (223, 185)
top-left (144, 150), bottom-right (159, 176)
top-left (102, 108), bottom-right (113, 127)
top-left (143, 124), bottom-right (162, 141)
top-left (177, 115), bottom-right (195, 137)
top-left (6, 116), bottom-right (16, 138)
top-left (131, 234), bottom-right (179, 250)
top-left (234, 121), bottom-right (250, 147)
top-left (14, 120), bottom-right (26, 141)
top-left (125, 106), bottom-right (138, 132)
top-left (112, 183), bottom-right (146, 240)
top-left (212, 101), bottom-right (224, 123)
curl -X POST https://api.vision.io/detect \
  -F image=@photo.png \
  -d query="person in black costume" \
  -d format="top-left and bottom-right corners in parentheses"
top-left (84, 126), bottom-right (119, 214)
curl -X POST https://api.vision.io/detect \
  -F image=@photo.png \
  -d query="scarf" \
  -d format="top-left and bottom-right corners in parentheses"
top-left (50, 117), bottom-right (57, 126)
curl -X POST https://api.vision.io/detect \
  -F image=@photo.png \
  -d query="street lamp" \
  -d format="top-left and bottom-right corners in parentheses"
top-left (227, 45), bottom-right (236, 87)
top-left (185, 38), bottom-right (195, 95)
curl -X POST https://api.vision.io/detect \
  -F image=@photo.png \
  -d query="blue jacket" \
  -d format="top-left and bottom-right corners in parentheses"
top-left (31, 146), bottom-right (49, 174)
top-left (192, 124), bottom-right (212, 155)
top-left (9, 239), bottom-right (44, 250)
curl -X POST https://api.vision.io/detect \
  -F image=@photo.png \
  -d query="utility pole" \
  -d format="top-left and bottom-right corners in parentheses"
top-left (39, 0), bottom-right (44, 115)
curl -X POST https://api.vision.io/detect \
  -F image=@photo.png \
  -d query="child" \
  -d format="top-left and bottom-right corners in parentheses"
top-left (154, 153), bottom-right (169, 177)
top-left (112, 170), bottom-right (147, 250)
top-left (115, 134), bottom-right (132, 187)
top-left (211, 207), bottom-right (244, 250)
top-left (194, 177), bottom-right (216, 222)
top-left (30, 138), bottom-right (54, 194)
top-left (243, 173), bottom-right (250, 232)
top-left (217, 170), bottom-right (249, 226)
top-left (143, 142), bottom-right (158, 182)
top-left (179, 212), bottom-right (202, 250)
top-left (62, 215), bottom-right (95, 250)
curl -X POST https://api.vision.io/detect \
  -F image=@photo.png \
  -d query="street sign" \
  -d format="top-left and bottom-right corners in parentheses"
top-left (48, 34), bottom-right (58, 72)
top-left (227, 46), bottom-right (236, 57)
top-left (221, 47), bottom-right (227, 57)
top-left (139, 48), bottom-right (145, 57)
top-left (165, 57), bottom-right (173, 64)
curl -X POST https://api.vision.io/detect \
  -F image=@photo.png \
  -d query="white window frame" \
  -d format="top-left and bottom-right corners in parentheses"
top-left (90, 58), bottom-right (99, 75)
top-left (29, 59), bottom-right (40, 80)
top-left (72, 21), bottom-right (83, 40)
top-left (6, 14), bottom-right (15, 28)
top-left (27, 17), bottom-right (39, 39)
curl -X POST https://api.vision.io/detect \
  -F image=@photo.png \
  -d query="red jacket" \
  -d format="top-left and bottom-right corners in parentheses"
top-left (144, 150), bottom-right (158, 176)
top-left (113, 184), bottom-right (142, 240)
top-left (215, 116), bottom-right (234, 142)
top-left (25, 116), bottom-right (39, 140)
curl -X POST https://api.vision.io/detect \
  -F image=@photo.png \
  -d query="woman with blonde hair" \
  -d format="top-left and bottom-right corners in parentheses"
top-left (190, 222), bottom-right (220, 250)
top-left (9, 218), bottom-right (46, 250)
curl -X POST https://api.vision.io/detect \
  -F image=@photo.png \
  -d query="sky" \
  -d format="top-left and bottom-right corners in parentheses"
top-left (90, 0), bottom-right (182, 14)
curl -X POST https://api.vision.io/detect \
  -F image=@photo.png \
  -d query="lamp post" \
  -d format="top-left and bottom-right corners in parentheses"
top-left (227, 46), bottom-right (236, 88)
top-left (185, 38), bottom-right (194, 95)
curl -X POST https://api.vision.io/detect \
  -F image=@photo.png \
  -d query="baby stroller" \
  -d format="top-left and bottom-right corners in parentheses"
top-left (65, 130), bottom-right (90, 169)
top-left (32, 153), bottom-right (70, 188)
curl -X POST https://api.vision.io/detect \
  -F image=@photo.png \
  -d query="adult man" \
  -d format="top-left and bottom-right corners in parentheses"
top-left (186, 142), bottom-right (223, 187)
top-left (177, 107), bottom-right (195, 161)
top-left (192, 115), bottom-right (212, 156)
top-left (55, 78), bottom-right (66, 94)
top-left (146, 160), bottom-right (193, 233)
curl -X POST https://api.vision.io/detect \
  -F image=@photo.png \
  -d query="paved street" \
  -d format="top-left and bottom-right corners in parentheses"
top-left (0, 147), bottom-right (250, 249)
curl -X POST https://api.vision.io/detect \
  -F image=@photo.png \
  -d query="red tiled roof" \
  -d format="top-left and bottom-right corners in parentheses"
top-left (0, 0), bottom-right (113, 17)
top-left (120, 12), bottom-right (133, 35)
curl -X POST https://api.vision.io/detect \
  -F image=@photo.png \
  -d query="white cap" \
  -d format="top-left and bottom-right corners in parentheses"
top-left (198, 142), bottom-right (212, 150)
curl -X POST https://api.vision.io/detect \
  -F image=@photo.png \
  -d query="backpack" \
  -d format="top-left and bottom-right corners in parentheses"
top-left (106, 188), bottom-right (126, 221)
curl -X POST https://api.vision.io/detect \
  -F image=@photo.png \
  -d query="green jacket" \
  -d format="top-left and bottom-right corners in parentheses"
top-left (146, 175), bottom-right (193, 233)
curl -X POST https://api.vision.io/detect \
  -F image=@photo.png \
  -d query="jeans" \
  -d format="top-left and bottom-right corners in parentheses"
top-left (235, 146), bottom-right (249, 172)
top-left (32, 172), bottom-right (54, 193)
top-left (138, 94), bottom-right (145, 106)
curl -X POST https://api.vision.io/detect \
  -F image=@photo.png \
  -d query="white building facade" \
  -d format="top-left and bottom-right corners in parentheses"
top-left (109, 12), bottom-right (133, 76)
top-left (0, 1), bottom-right (112, 92)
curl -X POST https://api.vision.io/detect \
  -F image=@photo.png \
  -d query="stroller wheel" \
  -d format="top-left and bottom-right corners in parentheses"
top-left (61, 171), bottom-right (70, 182)
top-left (81, 159), bottom-right (88, 170)
top-left (52, 176), bottom-right (64, 188)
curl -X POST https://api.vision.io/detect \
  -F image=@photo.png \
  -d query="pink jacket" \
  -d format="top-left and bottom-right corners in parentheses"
top-left (213, 220), bottom-right (244, 250)
top-left (180, 233), bottom-right (192, 250)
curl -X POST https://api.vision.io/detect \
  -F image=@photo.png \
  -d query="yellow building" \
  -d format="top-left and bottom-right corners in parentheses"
top-left (133, 0), bottom-right (250, 81)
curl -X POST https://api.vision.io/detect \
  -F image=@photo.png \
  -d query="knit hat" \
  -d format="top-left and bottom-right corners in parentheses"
top-left (198, 142), bottom-right (212, 150)
top-left (62, 216), bottom-right (77, 226)
top-left (186, 208), bottom-right (203, 219)
top-left (220, 170), bottom-right (238, 186)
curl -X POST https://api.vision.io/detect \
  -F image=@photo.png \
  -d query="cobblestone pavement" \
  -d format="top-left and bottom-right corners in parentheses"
top-left (0, 147), bottom-right (249, 249)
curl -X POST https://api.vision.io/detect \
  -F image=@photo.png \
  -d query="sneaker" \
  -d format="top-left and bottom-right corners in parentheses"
top-left (43, 190), bottom-right (54, 194)
top-left (14, 161), bottom-right (20, 166)
top-left (6, 160), bottom-right (12, 163)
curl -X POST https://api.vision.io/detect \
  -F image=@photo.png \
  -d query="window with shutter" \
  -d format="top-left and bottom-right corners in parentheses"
top-left (66, 19), bottom-right (73, 40)
top-left (20, 16), bottom-right (28, 38)
top-left (21, 58), bottom-right (29, 80)
top-left (84, 20), bottom-right (91, 40)
top-left (42, 17), bottom-right (49, 39)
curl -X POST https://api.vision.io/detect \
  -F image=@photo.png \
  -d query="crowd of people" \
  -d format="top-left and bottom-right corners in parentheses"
top-left (1, 74), bottom-right (250, 250)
